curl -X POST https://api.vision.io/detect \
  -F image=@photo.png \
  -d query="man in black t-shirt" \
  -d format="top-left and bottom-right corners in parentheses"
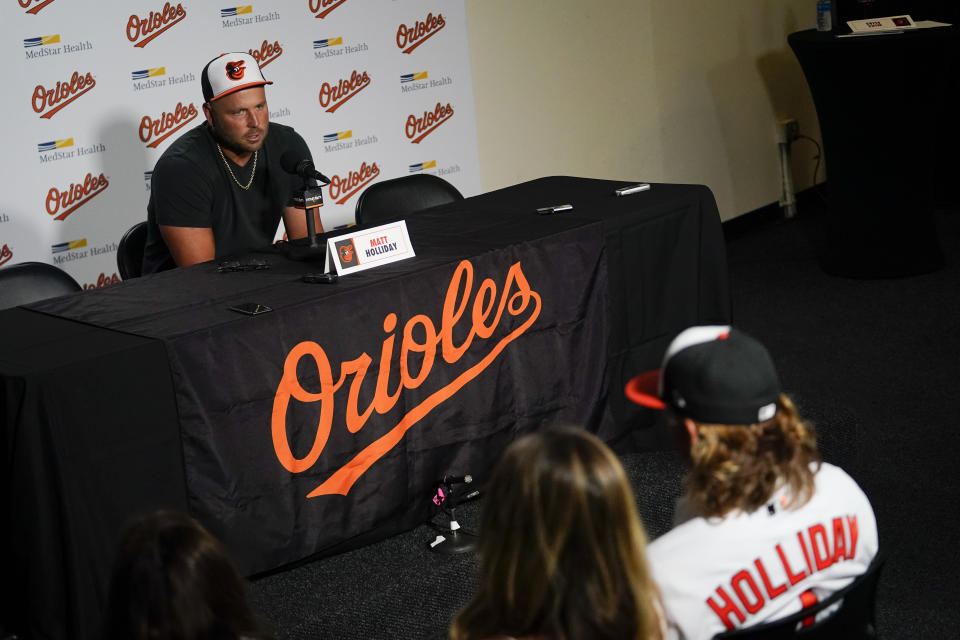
top-left (142, 52), bottom-right (322, 274)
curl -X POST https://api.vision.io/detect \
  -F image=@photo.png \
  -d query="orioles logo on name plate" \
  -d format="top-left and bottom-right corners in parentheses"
top-left (336, 239), bottom-right (357, 267)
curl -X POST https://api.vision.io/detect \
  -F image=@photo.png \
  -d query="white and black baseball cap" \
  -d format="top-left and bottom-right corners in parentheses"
top-left (201, 52), bottom-right (272, 102)
top-left (624, 325), bottom-right (782, 424)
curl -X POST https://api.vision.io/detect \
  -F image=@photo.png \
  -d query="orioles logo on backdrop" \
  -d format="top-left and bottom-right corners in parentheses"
top-left (32, 71), bottom-right (96, 120)
top-left (20, 0), bottom-right (56, 14)
top-left (127, 2), bottom-right (187, 48)
top-left (318, 70), bottom-right (370, 114)
top-left (83, 273), bottom-right (121, 290)
top-left (397, 11), bottom-right (446, 54)
top-left (249, 39), bottom-right (282, 67)
top-left (45, 173), bottom-right (109, 221)
top-left (0, 244), bottom-right (12, 267)
top-left (139, 102), bottom-right (198, 148)
top-left (309, 0), bottom-right (347, 19)
top-left (328, 161), bottom-right (379, 205)
top-left (406, 102), bottom-right (454, 144)
top-left (272, 258), bottom-right (543, 498)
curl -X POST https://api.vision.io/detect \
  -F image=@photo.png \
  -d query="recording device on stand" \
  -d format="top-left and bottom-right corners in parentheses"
top-left (280, 151), bottom-right (330, 261)
top-left (427, 473), bottom-right (480, 554)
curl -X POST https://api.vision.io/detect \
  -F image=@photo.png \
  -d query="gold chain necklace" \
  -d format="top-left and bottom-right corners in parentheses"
top-left (217, 143), bottom-right (258, 190)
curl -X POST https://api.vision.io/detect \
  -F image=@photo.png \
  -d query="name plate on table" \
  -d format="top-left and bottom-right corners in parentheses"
top-left (325, 220), bottom-right (415, 275)
top-left (847, 15), bottom-right (915, 33)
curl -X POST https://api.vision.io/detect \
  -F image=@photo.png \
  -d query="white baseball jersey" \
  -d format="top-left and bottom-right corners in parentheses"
top-left (647, 462), bottom-right (878, 640)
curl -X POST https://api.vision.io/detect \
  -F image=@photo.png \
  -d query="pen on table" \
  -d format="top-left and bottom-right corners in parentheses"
top-left (615, 183), bottom-right (651, 196)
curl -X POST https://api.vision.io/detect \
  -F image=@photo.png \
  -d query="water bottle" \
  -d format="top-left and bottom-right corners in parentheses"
top-left (816, 0), bottom-right (833, 32)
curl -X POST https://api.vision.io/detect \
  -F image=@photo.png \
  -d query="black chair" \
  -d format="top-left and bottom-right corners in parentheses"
top-left (354, 174), bottom-right (463, 226)
top-left (714, 552), bottom-right (885, 639)
top-left (0, 261), bottom-right (82, 310)
top-left (117, 221), bottom-right (148, 280)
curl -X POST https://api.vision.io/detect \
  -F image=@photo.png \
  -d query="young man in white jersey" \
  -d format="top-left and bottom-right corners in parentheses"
top-left (625, 325), bottom-right (879, 640)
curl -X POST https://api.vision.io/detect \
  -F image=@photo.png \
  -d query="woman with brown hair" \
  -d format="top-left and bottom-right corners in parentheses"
top-left (103, 509), bottom-right (270, 640)
top-left (450, 425), bottom-right (664, 640)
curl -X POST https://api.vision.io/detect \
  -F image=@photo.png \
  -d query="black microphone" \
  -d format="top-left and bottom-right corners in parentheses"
top-left (280, 151), bottom-right (330, 185)
top-left (442, 474), bottom-right (473, 486)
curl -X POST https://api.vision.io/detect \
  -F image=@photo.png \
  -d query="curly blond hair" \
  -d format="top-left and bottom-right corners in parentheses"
top-left (684, 395), bottom-right (821, 519)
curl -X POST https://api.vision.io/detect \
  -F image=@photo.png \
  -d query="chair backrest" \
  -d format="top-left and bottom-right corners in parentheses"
top-left (117, 221), bottom-right (148, 280)
top-left (713, 552), bottom-right (885, 640)
top-left (354, 174), bottom-right (463, 226)
top-left (0, 261), bottom-right (82, 310)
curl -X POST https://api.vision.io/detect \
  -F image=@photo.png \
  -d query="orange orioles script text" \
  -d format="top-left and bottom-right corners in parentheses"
top-left (272, 259), bottom-right (542, 498)
top-left (33, 71), bottom-right (96, 119)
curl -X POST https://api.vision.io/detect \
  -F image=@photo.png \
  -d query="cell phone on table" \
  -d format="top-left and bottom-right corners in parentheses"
top-left (536, 204), bottom-right (573, 215)
top-left (302, 272), bottom-right (338, 284)
top-left (228, 302), bottom-right (273, 316)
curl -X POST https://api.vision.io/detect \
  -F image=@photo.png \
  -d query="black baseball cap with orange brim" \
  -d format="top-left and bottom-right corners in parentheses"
top-left (624, 325), bottom-right (782, 425)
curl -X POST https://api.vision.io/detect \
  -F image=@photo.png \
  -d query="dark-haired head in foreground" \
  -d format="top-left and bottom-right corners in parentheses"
top-left (103, 509), bottom-right (269, 640)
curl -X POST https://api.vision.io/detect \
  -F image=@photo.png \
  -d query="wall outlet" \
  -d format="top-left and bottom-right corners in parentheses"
top-left (777, 118), bottom-right (799, 144)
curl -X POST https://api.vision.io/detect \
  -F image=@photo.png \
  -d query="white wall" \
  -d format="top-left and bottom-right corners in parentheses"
top-left (464, 0), bottom-right (821, 221)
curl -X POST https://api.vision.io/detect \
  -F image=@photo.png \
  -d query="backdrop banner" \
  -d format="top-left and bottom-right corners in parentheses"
top-left (2, 0), bottom-right (481, 288)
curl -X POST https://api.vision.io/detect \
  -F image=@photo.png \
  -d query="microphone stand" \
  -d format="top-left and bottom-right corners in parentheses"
top-left (283, 176), bottom-right (327, 261)
top-left (427, 482), bottom-right (479, 554)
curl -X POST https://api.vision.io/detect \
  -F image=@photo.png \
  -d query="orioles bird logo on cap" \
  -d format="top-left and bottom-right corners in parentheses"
top-left (225, 60), bottom-right (246, 80)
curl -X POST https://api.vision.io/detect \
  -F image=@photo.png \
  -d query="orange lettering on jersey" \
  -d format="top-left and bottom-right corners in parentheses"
top-left (776, 543), bottom-right (808, 586)
top-left (731, 570), bottom-right (764, 614)
top-left (846, 515), bottom-right (859, 560)
top-left (797, 530), bottom-right (814, 573)
top-left (831, 517), bottom-right (848, 563)
top-left (754, 557), bottom-right (788, 599)
top-left (809, 523), bottom-right (833, 571)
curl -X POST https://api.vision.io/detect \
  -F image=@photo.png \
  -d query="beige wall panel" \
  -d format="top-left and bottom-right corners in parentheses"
top-left (466, 0), bottom-right (821, 220)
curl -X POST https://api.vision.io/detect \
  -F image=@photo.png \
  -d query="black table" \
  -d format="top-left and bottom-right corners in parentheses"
top-left (789, 27), bottom-right (959, 277)
top-left (0, 176), bottom-right (730, 640)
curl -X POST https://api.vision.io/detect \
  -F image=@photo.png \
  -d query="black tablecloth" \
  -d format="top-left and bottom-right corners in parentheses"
top-left (0, 176), bottom-right (730, 640)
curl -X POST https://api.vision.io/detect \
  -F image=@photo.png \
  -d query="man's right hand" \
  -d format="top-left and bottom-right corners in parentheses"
top-left (160, 226), bottom-right (216, 267)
